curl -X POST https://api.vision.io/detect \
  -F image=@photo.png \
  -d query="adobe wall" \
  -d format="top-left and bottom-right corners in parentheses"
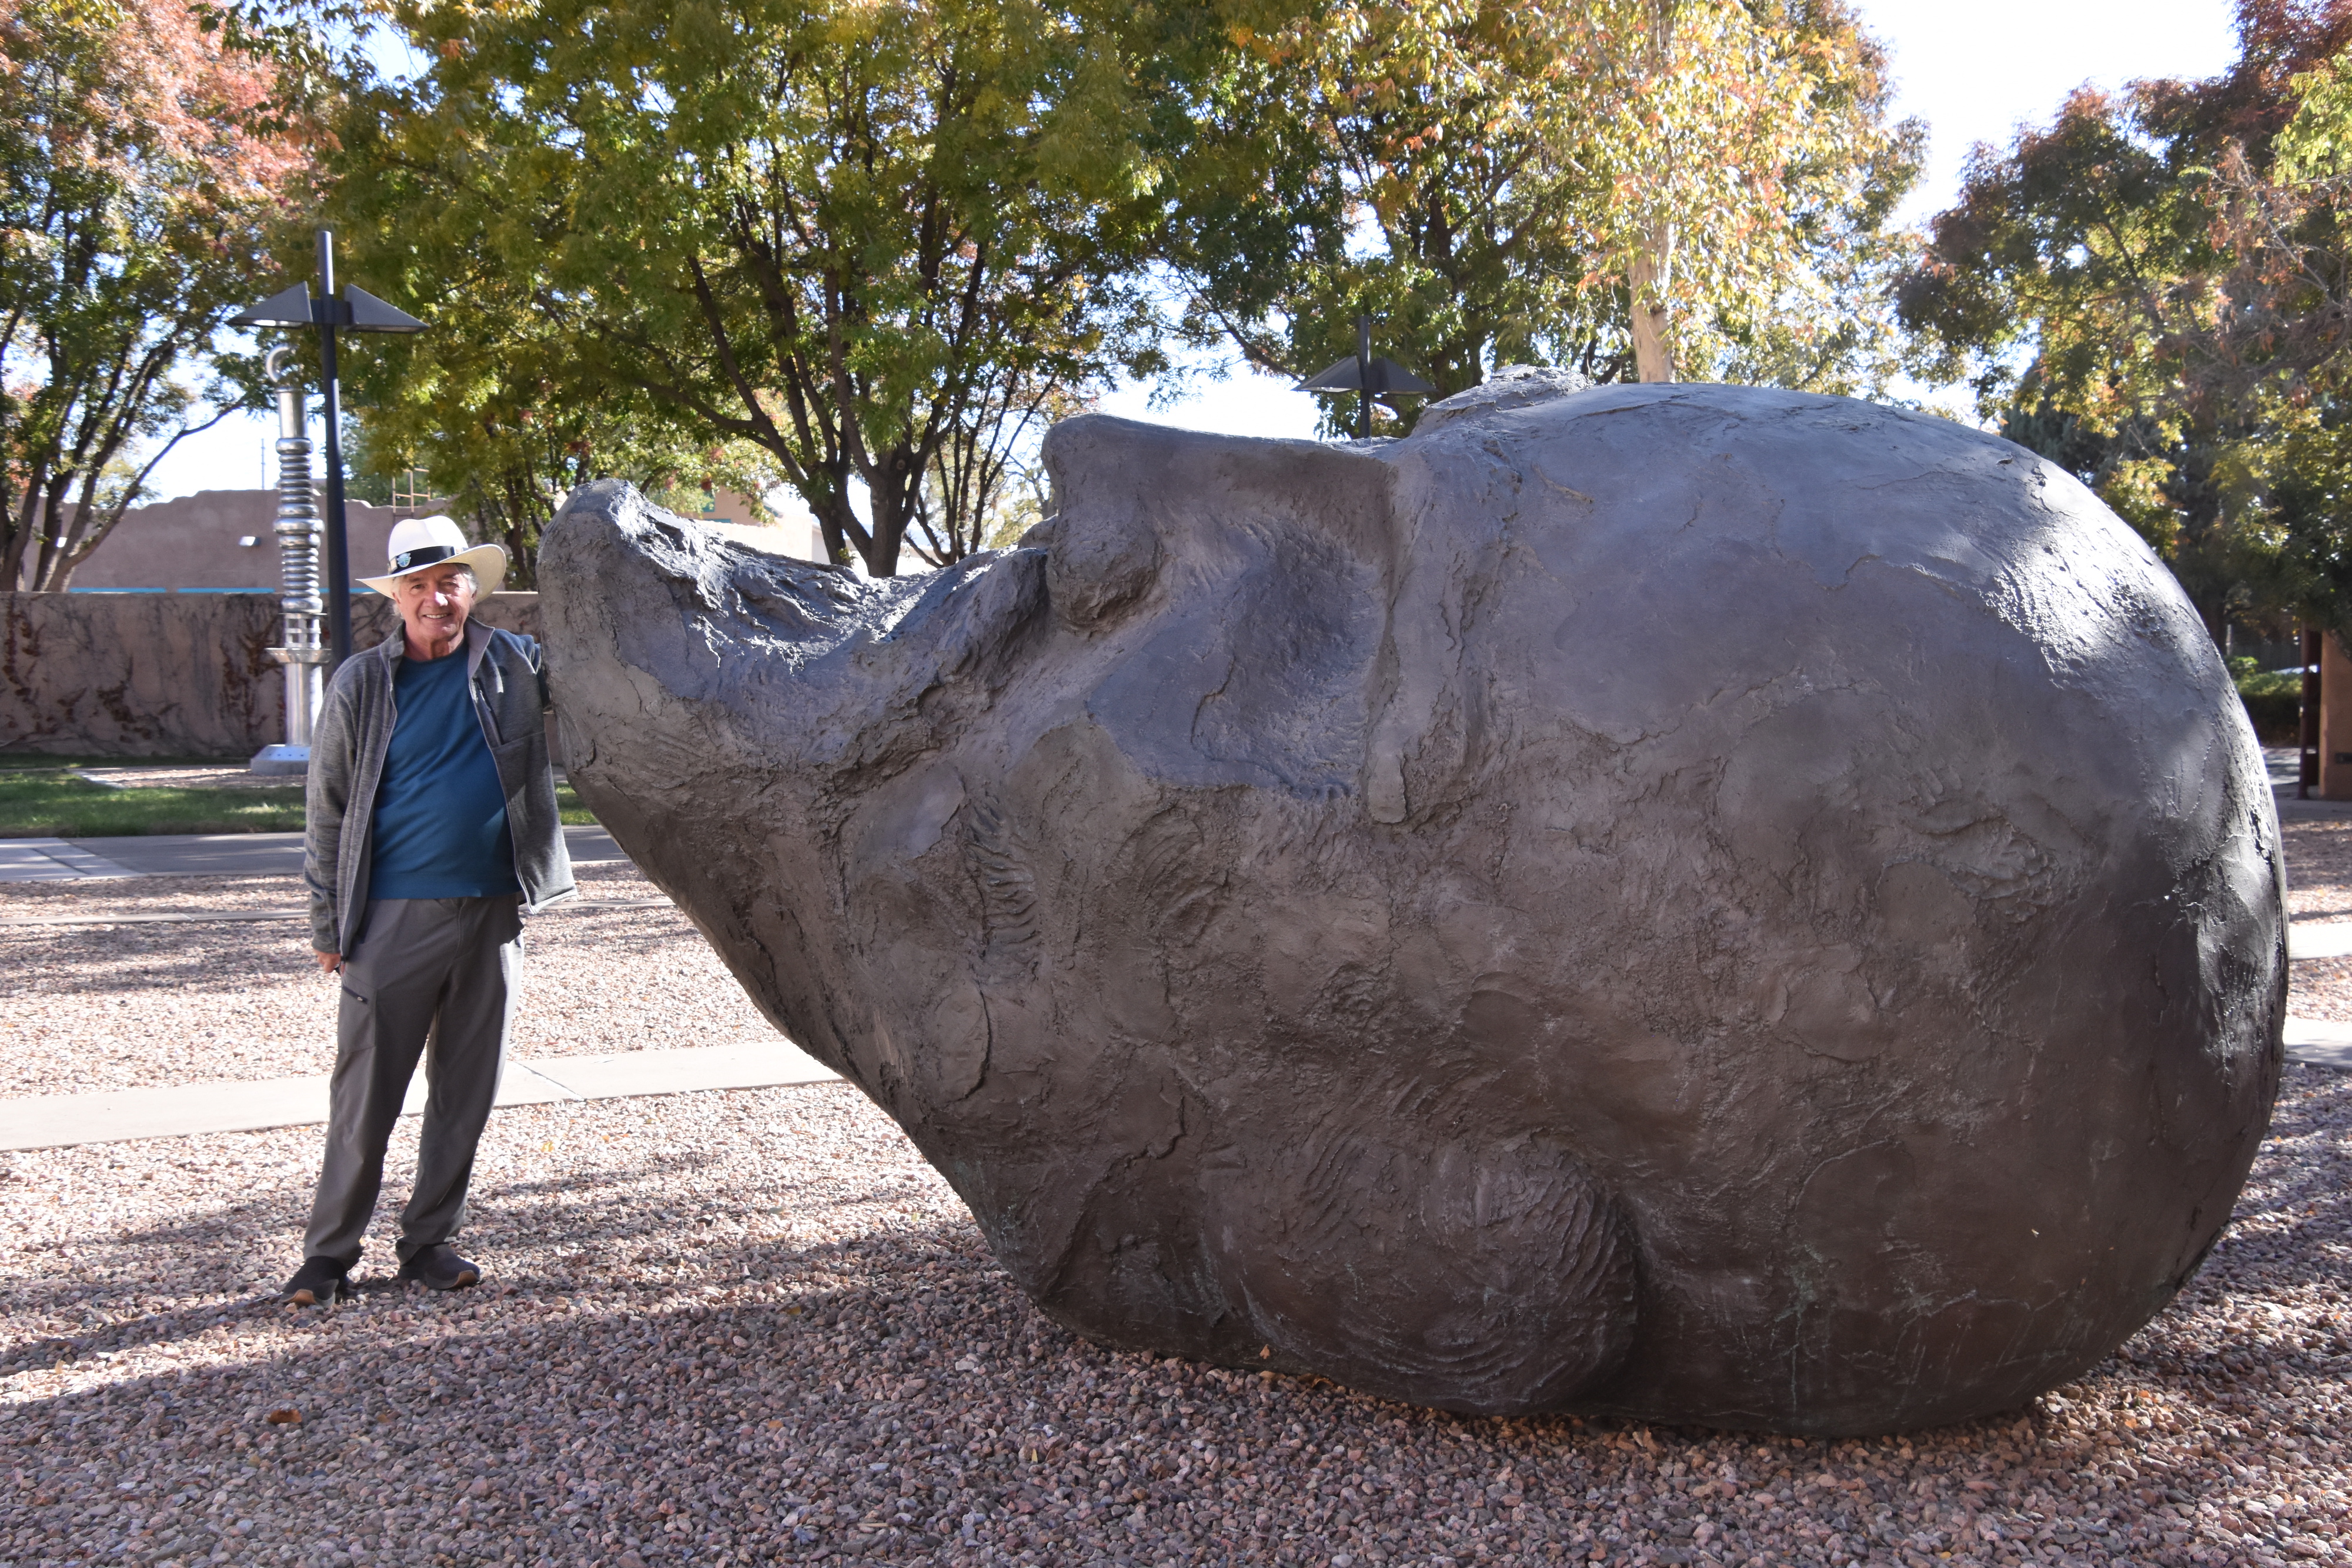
top-left (72, 491), bottom-right (422, 591)
top-left (2324, 634), bottom-right (2352, 801)
top-left (0, 591), bottom-right (543, 758)
top-left (78, 488), bottom-right (826, 589)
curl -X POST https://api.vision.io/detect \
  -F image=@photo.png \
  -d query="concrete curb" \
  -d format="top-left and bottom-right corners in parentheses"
top-left (0, 839), bottom-right (141, 881)
top-left (0, 1041), bottom-right (841, 1152)
top-left (0, 897), bottom-right (675, 928)
top-left (2287, 1017), bottom-right (2352, 1071)
top-left (0, 824), bottom-right (627, 882)
top-left (2292, 924), bottom-right (2352, 960)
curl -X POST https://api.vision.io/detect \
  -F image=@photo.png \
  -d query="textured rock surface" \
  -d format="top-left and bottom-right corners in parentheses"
top-left (537, 381), bottom-right (2285, 1435)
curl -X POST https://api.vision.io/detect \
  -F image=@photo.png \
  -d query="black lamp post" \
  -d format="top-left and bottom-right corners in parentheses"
top-left (231, 229), bottom-right (425, 671)
top-left (1299, 314), bottom-right (1437, 439)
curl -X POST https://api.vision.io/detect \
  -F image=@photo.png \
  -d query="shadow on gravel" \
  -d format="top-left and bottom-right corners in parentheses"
top-left (0, 931), bottom-right (313, 999)
top-left (2, 1212), bottom-right (1048, 1564)
top-left (5, 1075), bottom-right (2350, 1567)
top-left (0, 1148), bottom-right (947, 1377)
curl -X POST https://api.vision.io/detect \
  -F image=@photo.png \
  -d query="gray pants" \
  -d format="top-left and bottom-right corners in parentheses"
top-left (303, 895), bottom-right (523, 1268)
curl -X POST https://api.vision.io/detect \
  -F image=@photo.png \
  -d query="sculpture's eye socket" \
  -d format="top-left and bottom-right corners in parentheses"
top-left (1046, 506), bottom-right (1159, 631)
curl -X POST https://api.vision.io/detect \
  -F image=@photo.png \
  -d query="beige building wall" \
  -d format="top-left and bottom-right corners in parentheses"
top-left (689, 486), bottom-right (828, 563)
top-left (72, 491), bottom-right (425, 592)
top-left (82, 485), bottom-right (828, 592)
top-left (0, 590), bottom-right (542, 757)
top-left (2322, 633), bottom-right (2352, 801)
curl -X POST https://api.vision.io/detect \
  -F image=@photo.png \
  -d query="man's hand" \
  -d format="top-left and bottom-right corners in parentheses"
top-left (315, 951), bottom-right (342, 974)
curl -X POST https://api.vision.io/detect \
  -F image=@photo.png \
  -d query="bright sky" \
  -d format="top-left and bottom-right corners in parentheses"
top-left (143, 0), bottom-right (2246, 500)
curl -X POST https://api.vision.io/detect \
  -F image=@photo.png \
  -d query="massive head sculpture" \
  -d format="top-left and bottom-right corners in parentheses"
top-left (539, 379), bottom-right (2283, 1435)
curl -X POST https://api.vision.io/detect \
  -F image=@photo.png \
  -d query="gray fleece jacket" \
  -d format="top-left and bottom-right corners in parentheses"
top-left (305, 620), bottom-right (576, 955)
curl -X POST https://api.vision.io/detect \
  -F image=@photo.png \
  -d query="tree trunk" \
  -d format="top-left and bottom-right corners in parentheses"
top-left (812, 492), bottom-right (867, 573)
top-left (1631, 215), bottom-right (1676, 384)
top-left (1632, 0), bottom-right (1678, 385)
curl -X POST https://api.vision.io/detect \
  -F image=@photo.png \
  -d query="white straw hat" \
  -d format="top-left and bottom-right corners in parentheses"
top-left (359, 515), bottom-right (508, 597)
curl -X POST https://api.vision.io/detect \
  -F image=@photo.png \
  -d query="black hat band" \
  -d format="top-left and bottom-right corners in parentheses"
top-left (392, 544), bottom-right (458, 572)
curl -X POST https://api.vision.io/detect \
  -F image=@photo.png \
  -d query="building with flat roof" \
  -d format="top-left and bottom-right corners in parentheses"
top-left (71, 487), bottom-right (824, 591)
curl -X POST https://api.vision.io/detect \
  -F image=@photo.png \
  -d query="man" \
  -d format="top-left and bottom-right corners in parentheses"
top-left (282, 514), bottom-right (575, 1306)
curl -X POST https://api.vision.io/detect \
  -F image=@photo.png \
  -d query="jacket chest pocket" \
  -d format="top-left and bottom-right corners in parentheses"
top-left (473, 684), bottom-right (526, 748)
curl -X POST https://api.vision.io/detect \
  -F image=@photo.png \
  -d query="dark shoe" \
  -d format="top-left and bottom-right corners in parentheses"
top-left (281, 1256), bottom-right (351, 1307)
top-left (396, 1243), bottom-right (481, 1291)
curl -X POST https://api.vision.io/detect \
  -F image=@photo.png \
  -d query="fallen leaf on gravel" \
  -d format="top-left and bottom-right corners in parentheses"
top-left (263, 1409), bottom-right (300, 1425)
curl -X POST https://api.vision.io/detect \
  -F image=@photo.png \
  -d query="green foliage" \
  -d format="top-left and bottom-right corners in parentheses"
top-left (2233, 660), bottom-right (2306, 741)
top-left (1899, 0), bottom-right (2352, 638)
top-left (1160, 0), bottom-right (1922, 434)
top-left (311, 0), bottom-right (1172, 577)
top-left (2277, 54), bottom-right (2352, 180)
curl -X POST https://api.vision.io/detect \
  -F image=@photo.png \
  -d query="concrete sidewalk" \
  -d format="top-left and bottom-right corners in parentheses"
top-left (0, 896), bottom-right (673, 928)
top-left (2286, 1018), bottom-right (2352, 1071)
top-left (7, 1017), bottom-right (2343, 1152)
top-left (0, 824), bottom-right (627, 882)
top-left (0, 1040), bottom-right (842, 1152)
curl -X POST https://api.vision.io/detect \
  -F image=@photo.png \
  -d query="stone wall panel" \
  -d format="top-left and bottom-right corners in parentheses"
top-left (0, 591), bottom-right (543, 757)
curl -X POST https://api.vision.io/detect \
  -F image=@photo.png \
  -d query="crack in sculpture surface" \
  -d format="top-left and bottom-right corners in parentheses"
top-left (539, 380), bottom-right (2284, 1435)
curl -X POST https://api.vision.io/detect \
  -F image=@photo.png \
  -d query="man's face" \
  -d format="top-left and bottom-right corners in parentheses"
top-left (395, 563), bottom-right (476, 658)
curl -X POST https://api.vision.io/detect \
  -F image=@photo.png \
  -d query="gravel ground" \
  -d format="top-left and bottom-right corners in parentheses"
top-left (0, 865), bottom-right (771, 1098)
top-left (2290, 818), bottom-right (2352, 925)
top-left (3, 820), bottom-right (2351, 1567)
top-left (2, 1072), bottom-right (2351, 1568)
top-left (2284, 818), bottom-right (2352, 1019)
top-left (2294, 957), bottom-right (2352, 1021)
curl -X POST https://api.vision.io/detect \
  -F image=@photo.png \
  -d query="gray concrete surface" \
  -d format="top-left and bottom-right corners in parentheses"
top-left (2294, 924), bottom-right (2352, 960)
top-left (0, 1041), bottom-right (839, 1152)
top-left (0, 823), bottom-right (625, 881)
top-left (0, 839), bottom-right (141, 881)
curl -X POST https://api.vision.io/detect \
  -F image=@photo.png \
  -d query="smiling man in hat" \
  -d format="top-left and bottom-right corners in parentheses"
top-left (282, 516), bottom-right (574, 1306)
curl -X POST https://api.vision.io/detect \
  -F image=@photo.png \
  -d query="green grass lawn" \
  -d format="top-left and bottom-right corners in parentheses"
top-left (0, 761), bottom-right (596, 838)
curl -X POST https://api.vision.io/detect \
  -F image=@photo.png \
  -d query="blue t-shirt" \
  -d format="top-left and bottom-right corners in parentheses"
top-left (368, 650), bottom-right (522, 900)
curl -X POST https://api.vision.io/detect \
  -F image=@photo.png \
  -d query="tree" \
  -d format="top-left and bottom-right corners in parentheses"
top-left (1157, 0), bottom-right (1921, 434)
top-left (306, 257), bottom-right (768, 589)
top-left (910, 369), bottom-right (1085, 567)
top-left (319, 0), bottom-right (1167, 578)
top-left (0, 0), bottom-right (308, 590)
top-left (1897, 0), bottom-right (2352, 637)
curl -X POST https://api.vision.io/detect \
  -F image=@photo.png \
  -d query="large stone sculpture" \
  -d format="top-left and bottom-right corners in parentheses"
top-left (539, 379), bottom-right (2283, 1435)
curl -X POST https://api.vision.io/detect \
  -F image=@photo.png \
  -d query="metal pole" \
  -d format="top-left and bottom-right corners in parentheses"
top-left (276, 365), bottom-right (323, 743)
top-left (1355, 314), bottom-right (1372, 440)
top-left (316, 228), bottom-right (354, 671)
top-left (250, 348), bottom-right (326, 774)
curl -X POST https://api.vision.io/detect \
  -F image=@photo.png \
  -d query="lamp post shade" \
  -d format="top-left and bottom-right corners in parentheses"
top-left (229, 231), bottom-right (427, 670)
top-left (1299, 315), bottom-right (1437, 439)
